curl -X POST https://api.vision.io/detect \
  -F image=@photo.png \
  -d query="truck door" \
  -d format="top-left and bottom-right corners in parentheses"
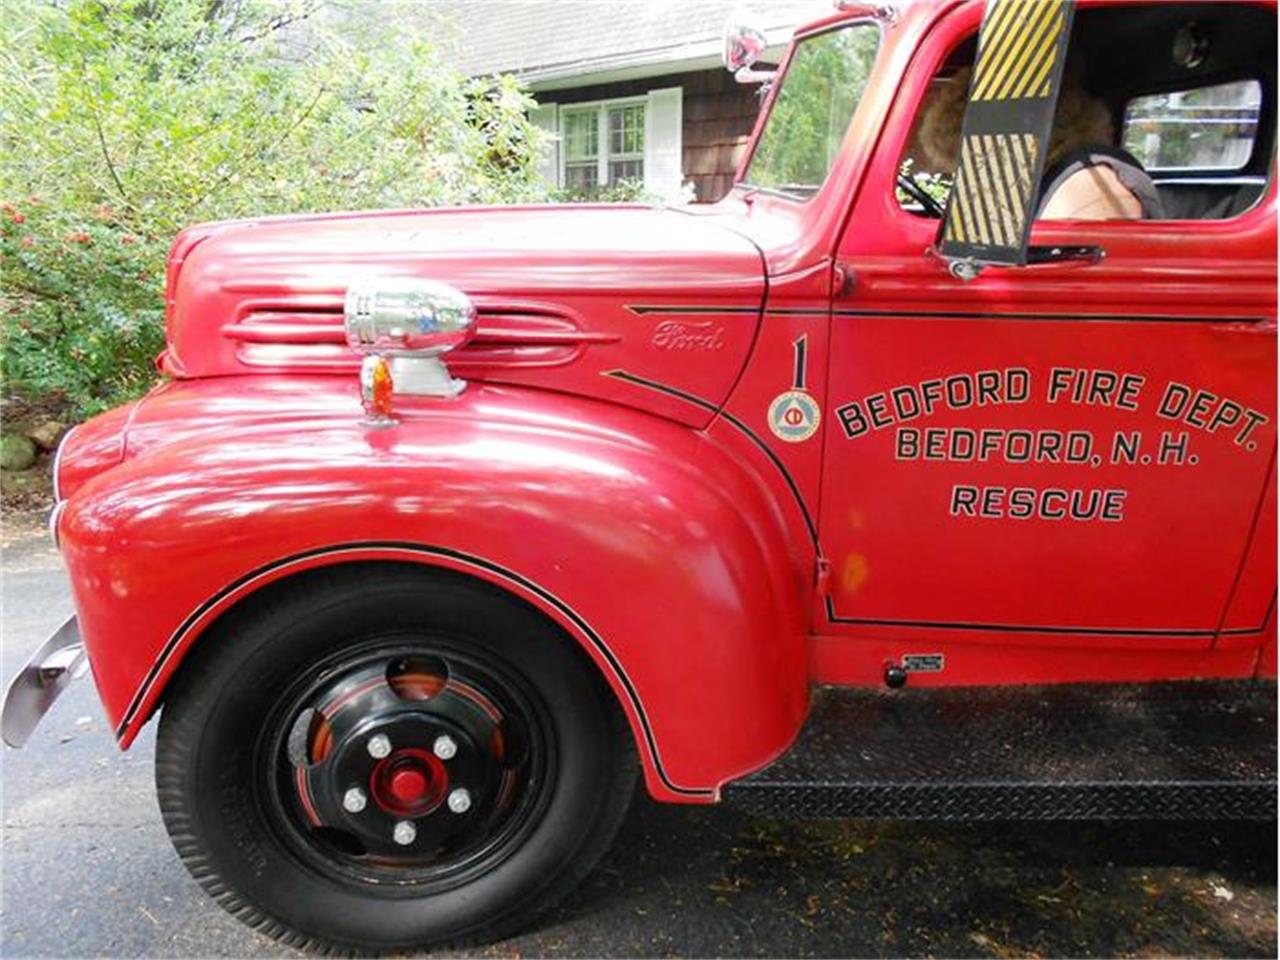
top-left (819, 0), bottom-right (1277, 650)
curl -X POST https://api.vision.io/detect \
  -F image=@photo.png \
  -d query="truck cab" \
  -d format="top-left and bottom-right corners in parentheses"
top-left (719, 0), bottom-right (1275, 675)
top-left (5, 0), bottom-right (1275, 952)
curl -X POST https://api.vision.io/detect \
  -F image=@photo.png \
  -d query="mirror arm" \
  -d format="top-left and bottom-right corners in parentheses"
top-left (733, 66), bottom-right (777, 85)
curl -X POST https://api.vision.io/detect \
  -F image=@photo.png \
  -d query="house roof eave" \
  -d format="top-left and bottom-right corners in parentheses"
top-left (516, 30), bottom-right (791, 91)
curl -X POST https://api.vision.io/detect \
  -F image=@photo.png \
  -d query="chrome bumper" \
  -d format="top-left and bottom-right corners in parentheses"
top-left (2, 616), bottom-right (86, 748)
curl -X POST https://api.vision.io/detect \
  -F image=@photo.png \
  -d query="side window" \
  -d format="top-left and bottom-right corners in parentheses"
top-left (897, 7), bottom-right (1274, 223)
top-left (1122, 80), bottom-right (1262, 172)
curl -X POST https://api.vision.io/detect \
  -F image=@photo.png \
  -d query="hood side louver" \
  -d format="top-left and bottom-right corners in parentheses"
top-left (220, 296), bottom-right (617, 373)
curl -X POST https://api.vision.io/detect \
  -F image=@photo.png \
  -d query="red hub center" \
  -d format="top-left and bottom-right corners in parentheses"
top-left (369, 747), bottom-right (449, 816)
top-left (389, 767), bottom-right (428, 803)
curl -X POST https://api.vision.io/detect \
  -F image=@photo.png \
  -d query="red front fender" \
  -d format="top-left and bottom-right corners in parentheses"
top-left (58, 380), bottom-right (809, 801)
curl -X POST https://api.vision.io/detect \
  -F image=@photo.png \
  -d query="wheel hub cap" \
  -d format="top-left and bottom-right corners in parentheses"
top-left (275, 649), bottom-right (538, 874)
top-left (371, 748), bottom-right (448, 816)
top-left (390, 767), bottom-right (427, 803)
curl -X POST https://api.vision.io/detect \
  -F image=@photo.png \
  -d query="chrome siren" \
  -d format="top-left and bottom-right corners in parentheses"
top-left (343, 279), bottom-right (477, 424)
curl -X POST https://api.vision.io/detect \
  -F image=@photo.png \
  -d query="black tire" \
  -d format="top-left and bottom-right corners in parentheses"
top-left (155, 563), bottom-right (636, 955)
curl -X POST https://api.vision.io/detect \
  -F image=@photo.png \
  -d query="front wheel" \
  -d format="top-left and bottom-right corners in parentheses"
top-left (155, 565), bottom-right (636, 953)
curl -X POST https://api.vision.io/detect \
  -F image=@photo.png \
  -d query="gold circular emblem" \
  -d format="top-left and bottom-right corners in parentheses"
top-left (767, 389), bottom-right (821, 443)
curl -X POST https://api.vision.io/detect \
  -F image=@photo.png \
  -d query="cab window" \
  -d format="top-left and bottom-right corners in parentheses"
top-left (897, 3), bottom-right (1275, 222)
top-left (1123, 80), bottom-right (1262, 173)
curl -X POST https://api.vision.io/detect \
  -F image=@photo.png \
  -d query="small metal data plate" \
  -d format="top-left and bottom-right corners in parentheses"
top-left (902, 653), bottom-right (944, 673)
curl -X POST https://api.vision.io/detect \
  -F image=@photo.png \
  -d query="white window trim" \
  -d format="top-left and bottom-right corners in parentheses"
top-left (558, 95), bottom-right (649, 189)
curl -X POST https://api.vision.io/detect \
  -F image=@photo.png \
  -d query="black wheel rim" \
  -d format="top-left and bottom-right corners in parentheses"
top-left (256, 635), bottom-right (553, 891)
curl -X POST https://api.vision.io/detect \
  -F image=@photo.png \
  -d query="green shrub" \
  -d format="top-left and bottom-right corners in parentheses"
top-left (0, 0), bottom-right (548, 419)
top-left (550, 177), bottom-right (653, 204)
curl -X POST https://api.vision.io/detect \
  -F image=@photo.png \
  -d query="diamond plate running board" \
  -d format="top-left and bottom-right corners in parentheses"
top-left (722, 681), bottom-right (1276, 820)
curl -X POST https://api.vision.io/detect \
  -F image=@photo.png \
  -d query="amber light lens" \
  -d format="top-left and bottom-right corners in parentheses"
top-left (358, 355), bottom-right (396, 421)
top-left (370, 357), bottom-right (394, 418)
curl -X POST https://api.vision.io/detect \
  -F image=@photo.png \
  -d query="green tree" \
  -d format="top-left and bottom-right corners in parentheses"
top-left (1, 0), bottom-right (547, 418)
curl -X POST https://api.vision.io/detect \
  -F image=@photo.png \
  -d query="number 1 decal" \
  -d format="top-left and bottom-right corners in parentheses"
top-left (767, 336), bottom-right (822, 443)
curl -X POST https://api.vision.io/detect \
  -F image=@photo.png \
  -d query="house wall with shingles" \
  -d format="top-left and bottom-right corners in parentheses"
top-left (536, 68), bottom-right (765, 202)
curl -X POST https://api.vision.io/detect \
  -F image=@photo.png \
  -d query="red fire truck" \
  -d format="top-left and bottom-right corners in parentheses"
top-left (4, 0), bottom-right (1276, 952)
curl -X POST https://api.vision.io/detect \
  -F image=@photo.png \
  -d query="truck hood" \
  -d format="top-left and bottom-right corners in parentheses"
top-left (164, 203), bottom-right (766, 426)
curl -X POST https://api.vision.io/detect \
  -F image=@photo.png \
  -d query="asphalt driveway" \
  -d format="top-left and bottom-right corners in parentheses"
top-left (2, 527), bottom-right (1275, 958)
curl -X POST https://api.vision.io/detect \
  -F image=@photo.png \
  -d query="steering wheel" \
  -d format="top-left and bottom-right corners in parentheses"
top-left (897, 174), bottom-right (946, 219)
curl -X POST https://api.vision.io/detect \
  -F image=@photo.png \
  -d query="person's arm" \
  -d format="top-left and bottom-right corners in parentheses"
top-left (1040, 164), bottom-right (1143, 219)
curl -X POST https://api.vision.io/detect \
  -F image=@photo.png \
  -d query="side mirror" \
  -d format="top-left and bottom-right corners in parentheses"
top-left (722, 13), bottom-right (775, 84)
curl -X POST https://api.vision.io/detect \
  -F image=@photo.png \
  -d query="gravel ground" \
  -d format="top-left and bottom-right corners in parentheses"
top-left (2, 526), bottom-right (1275, 958)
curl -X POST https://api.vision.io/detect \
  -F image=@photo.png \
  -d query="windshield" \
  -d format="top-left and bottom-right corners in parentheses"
top-left (742, 22), bottom-right (880, 199)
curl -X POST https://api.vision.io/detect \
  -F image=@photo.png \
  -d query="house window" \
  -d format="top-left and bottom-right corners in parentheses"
top-left (560, 99), bottom-right (646, 193)
top-left (608, 103), bottom-right (645, 182)
top-left (563, 110), bottom-right (600, 190)
top-left (531, 87), bottom-right (681, 202)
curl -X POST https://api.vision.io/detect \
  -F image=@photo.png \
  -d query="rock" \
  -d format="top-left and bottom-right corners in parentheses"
top-left (0, 433), bottom-right (37, 471)
top-left (27, 419), bottom-right (66, 451)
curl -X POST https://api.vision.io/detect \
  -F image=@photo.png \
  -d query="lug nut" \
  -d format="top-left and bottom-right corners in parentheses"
top-left (393, 820), bottom-right (417, 846)
top-left (433, 734), bottom-right (458, 760)
top-left (367, 733), bottom-right (392, 759)
top-left (342, 787), bottom-right (367, 813)
top-left (447, 787), bottom-right (472, 814)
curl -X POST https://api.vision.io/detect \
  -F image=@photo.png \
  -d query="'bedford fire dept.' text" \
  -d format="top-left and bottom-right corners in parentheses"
top-left (832, 367), bottom-right (1269, 523)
